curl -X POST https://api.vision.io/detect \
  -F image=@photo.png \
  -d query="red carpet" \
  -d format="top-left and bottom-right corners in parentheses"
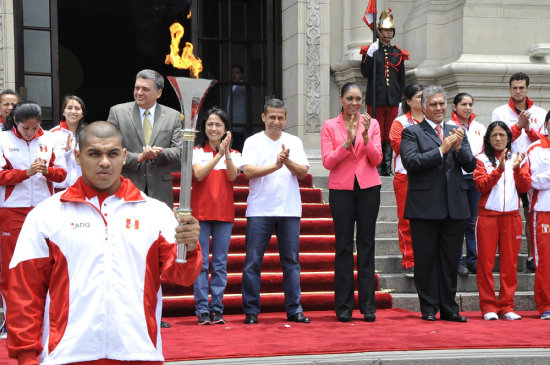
top-left (1, 309), bottom-right (547, 363)
top-left (163, 174), bottom-right (392, 316)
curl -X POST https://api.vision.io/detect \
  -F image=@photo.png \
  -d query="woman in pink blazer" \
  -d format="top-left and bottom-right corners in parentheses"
top-left (321, 82), bottom-right (382, 322)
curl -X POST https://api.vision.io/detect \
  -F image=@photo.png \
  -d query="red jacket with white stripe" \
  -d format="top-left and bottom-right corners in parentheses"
top-left (527, 135), bottom-right (550, 212)
top-left (7, 177), bottom-right (202, 363)
top-left (474, 151), bottom-right (531, 216)
top-left (0, 128), bottom-right (66, 207)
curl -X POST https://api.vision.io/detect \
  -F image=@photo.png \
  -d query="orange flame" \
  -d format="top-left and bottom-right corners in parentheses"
top-left (187, 11), bottom-right (191, 19)
top-left (164, 22), bottom-right (203, 78)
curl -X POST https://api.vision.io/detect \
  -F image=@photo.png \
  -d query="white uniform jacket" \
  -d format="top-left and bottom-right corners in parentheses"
top-left (50, 121), bottom-right (82, 189)
top-left (527, 135), bottom-right (550, 212)
top-left (6, 177), bottom-right (202, 363)
top-left (491, 97), bottom-right (547, 153)
top-left (474, 152), bottom-right (531, 215)
top-left (0, 127), bottom-right (66, 207)
top-left (390, 111), bottom-right (420, 175)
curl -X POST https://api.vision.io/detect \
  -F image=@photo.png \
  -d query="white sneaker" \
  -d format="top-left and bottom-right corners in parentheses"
top-left (483, 312), bottom-right (498, 320)
top-left (499, 312), bottom-right (522, 320)
top-left (541, 310), bottom-right (550, 320)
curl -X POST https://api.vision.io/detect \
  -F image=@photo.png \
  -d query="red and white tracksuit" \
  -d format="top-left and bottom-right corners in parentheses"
top-left (491, 97), bottom-right (546, 154)
top-left (0, 127), bottom-right (66, 312)
top-left (473, 152), bottom-right (531, 315)
top-left (389, 111), bottom-right (419, 270)
top-left (50, 121), bottom-right (82, 190)
top-left (527, 136), bottom-right (550, 315)
top-left (6, 177), bottom-right (202, 363)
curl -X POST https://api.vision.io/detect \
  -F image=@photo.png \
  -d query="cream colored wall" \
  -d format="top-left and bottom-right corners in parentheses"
top-left (0, 0), bottom-right (16, 91)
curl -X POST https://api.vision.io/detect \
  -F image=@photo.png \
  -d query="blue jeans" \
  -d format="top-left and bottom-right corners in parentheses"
top-left (193, 220), bottom-right (233, 316)
top-left (462, 176), bottom-right (480, 266)
top-left (242, 216), bottom-right (302, 316)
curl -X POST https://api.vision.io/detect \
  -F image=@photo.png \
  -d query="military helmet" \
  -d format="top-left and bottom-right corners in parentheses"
top-left (377, 9), bottom-right (395, 39)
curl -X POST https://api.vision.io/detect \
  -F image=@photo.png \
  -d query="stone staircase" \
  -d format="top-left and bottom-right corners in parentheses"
top-left (314, 175), bottom-right (537, 313)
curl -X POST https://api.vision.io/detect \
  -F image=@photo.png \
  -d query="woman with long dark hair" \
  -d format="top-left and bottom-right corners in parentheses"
top-left (389, 84), bottom-right (423, 277)
top-left (321, 82), bottom-right (382, 322)
top-left (449, 93), bottom-right (486, 275)
top-left (0, 102), bottom-right (66, 338)
top-left (474, 121), bottom-right (530, 320)
top-left (50, 95), bottom-right (87, 190)
top-left (191, 107), bottom-right (240, 325)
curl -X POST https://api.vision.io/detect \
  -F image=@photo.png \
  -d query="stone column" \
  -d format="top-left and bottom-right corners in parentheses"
top-left (0, 0), bottom-right (16, 91)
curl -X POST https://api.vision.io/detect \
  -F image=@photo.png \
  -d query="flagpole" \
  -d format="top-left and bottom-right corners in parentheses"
top-left (371, 1), bottom-right (377, 119)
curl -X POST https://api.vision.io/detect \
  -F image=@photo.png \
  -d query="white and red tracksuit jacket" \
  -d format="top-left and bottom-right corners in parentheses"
top-left (0, 127), bottom-right (66, 206)
top-left (390, 111), bottom-right (420, 174)
top-left (474, 152), bottom-right (531, 215)
top-left (50, 121), bottom-right (82, 189)
top-left (447, 112), bottom-right (486, 158)
top-left (6, 177), bottom-right (202, 364)
top-left (491, 97), bottom-right (547, 153)
top-left (527, 136), bottom-right (550, 213)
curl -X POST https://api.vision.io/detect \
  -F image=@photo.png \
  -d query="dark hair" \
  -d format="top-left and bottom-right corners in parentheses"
top-left (136, 69), bottom-right (164, 90)
top-left (196, 107), bottom-right (231, 148)
top-left (401, 84), bottom-right (424, 114)
top-left (509, 72), bottom-right (529, 87)
top-left (3, 101), bottom-right (41, 131)
top-left (0, 89), bottom-right (19, 100)
top-left (231, 64), bottom-right (244, 74)
top-left (484, 121), bottom-right (512, 168)
top-left (77, 121), bottom-right (122, 149)
top-left (453, 92), bottom-right (474, 106)
top-left (263, 98), bottom-right (287, 115)
top-left (61, 95), bottom-right (87, 134)
top-left (340, 82), bottom-right (361, 97)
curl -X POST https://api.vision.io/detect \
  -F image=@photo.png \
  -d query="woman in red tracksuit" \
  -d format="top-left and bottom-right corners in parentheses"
top-left (474, 121), bottom-right (530, 321)
top-left (0, 102), bottom-right (66, 337)
top-left (389, 84), bottom-right (423, 277)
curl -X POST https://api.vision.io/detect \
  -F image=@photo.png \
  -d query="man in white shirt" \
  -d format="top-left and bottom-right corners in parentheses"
top-left (240, 98), bottom-right (310, 324)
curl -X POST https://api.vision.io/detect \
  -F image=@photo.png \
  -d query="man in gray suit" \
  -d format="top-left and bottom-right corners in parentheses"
top-left (107, 69), bottom-right (181, 208)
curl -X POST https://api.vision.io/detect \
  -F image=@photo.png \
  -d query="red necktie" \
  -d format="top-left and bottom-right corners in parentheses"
top-left (435, 125), bottom-right (443, 142)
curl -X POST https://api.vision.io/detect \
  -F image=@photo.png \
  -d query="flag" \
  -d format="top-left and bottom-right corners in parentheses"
top-left (362, 0), bottom-right (377, 31)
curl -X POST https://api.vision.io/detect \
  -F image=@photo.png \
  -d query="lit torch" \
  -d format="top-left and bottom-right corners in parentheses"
top-left (165, 20), bottom-right (216, 263)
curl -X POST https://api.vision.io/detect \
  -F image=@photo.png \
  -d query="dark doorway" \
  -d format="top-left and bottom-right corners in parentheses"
top-left (56, 0), bottom-right (281, 151)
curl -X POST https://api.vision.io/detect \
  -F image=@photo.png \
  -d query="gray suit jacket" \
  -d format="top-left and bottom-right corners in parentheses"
top-left (400, 120), bottom-right (476, 220)
top-left (107, 102), bottom-right (182, 207)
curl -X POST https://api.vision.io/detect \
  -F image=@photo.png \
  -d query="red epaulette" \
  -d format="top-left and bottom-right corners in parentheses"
top-left (394, 45), bottom-right (410, 60)
top-left (359, 45), bottom-right (370, 55)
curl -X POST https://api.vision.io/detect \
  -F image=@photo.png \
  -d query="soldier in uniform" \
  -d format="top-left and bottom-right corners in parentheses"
top-left (361, 9), bottom-right (408, 176)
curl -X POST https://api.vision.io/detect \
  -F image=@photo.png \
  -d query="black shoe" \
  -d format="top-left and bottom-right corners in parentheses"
top-left (457, 264), bottom-right (469, 277)
top-left (337, 313), bottom-right (351, 322)
top-left (467, 262), bottom-right (477, 274)
top-left (441, 313), bottom-right (467, 323)
top-left (244, 313), bottom-right (258, 324)
top-left (364, 313), bottom-right (376, 322)
top-left (421, 313), bottom-right (436, 321)
top-left (380, 141), bottom-right (394, 176)
top-left (160, 320), bottom-right (171, 328)
top-left (210, 311), bottom-right (225, 324)
top-left (404, 267), bottom-right (414, 278)
top-left (287, 312), bottom-right (310, 323)
top-left (197, 312), bottom-right (212, 325)
top-left (526, 258), bottom-right (536, 273)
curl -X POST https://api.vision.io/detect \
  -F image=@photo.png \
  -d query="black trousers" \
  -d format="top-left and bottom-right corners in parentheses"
top-left (409, 217), bottom-right (465, 316)
top-left (329, 182), bottom-right (380, 315)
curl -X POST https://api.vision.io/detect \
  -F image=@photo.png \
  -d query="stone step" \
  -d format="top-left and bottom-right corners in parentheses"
top-left (391, 291), bottom-right (536, 313)
top-left (375, 254), bottom-right (530, 274)
top-left (379, 272), bottom-right (535, 294)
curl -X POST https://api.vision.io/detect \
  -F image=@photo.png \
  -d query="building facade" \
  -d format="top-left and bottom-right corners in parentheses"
top-left (2, 0), bottom-right (550, 175)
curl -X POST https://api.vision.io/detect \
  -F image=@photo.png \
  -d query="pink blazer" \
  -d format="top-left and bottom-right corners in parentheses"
top-left (321, 113), bottom-right (382, 190)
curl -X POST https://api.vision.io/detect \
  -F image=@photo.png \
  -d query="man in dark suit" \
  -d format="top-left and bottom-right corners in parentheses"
top-left (107, 69), bottom-right (181, 208)
top-left (400, 85), bottom-right (476, 322)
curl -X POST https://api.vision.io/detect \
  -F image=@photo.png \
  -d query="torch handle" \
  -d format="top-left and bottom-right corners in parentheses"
top-left (176, 210), bottom-right (191, 263)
